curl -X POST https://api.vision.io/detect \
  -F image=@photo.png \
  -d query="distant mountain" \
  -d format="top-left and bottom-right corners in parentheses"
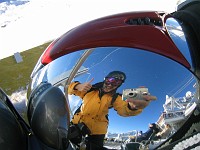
top-left (106, 130), bottom-right (138, 139)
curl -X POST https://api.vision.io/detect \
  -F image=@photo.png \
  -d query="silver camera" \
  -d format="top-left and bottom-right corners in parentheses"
top-left (122, 88), bottom-right (149, 100)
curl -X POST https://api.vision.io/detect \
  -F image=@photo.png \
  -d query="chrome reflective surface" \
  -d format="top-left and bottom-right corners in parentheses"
top-left (30, 50), bottom-right (85, 90)
top-left (30, 46), bottom-right (198, 135)
top-left (166, 17), bottom-right (192, 68)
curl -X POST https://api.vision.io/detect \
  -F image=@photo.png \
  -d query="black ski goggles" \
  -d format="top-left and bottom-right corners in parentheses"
top-left (104, 77), bottom-right (123, 86)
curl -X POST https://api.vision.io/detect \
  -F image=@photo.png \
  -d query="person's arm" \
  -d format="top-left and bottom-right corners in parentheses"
top-left (127, 95), bottom-right (157, 110)
top-left (74, 78), bottom-right (93, 92)
top-left (113, 96), bottom-right (143, 117)
top-left (68, 78), bottom-right (94, 97)
top-left (68, 82), bottom-right (85, 97)
top-left (113, 95), bottom-right (157, 116)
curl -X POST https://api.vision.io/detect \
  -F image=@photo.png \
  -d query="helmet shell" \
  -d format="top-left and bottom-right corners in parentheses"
top-left (27, 82), bottom-right (69, 149)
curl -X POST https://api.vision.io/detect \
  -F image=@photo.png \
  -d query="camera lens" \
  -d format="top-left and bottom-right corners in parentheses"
top-left (128, 92), bottom-right (136, 97)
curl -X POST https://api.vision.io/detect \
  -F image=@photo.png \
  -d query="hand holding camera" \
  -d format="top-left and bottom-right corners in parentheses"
top-left (122, 87), bottom-right (157, 109)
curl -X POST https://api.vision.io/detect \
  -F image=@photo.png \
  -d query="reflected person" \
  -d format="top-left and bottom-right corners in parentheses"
top-left (68, 71), bottom-right (156, 150)
top-left (155, 124), bottom-right (172, 139)
top-left (133, 123), bottom-right (160, 142)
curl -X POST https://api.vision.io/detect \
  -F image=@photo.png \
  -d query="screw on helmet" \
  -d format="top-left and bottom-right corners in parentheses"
top-left (105, 71), bottom-right (126, 83)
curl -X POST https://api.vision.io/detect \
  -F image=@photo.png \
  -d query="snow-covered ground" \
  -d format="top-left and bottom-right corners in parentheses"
top-left (9, 88), bottom-right (27, 117)
top-left (0, 0), bottom-right (178, 60)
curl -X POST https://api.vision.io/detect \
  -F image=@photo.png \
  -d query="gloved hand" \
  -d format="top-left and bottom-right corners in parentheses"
top-left (75, 78), bottom-right (94, 92)
top-left (127, 95), bottom-right (157, 109)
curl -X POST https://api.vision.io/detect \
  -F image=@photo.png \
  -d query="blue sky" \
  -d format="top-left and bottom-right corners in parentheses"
top-left (69, 47), bottom-right (196, 133)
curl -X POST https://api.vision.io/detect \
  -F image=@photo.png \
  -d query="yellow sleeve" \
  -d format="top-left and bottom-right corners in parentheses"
top-left (113, 95), bottom-right (143, 117)
top-left (67, 82), bottom-right (86, 98)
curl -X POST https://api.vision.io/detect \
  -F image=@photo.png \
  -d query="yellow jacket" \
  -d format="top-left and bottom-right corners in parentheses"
top-left (68, 82), bottom-right (143, 135)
